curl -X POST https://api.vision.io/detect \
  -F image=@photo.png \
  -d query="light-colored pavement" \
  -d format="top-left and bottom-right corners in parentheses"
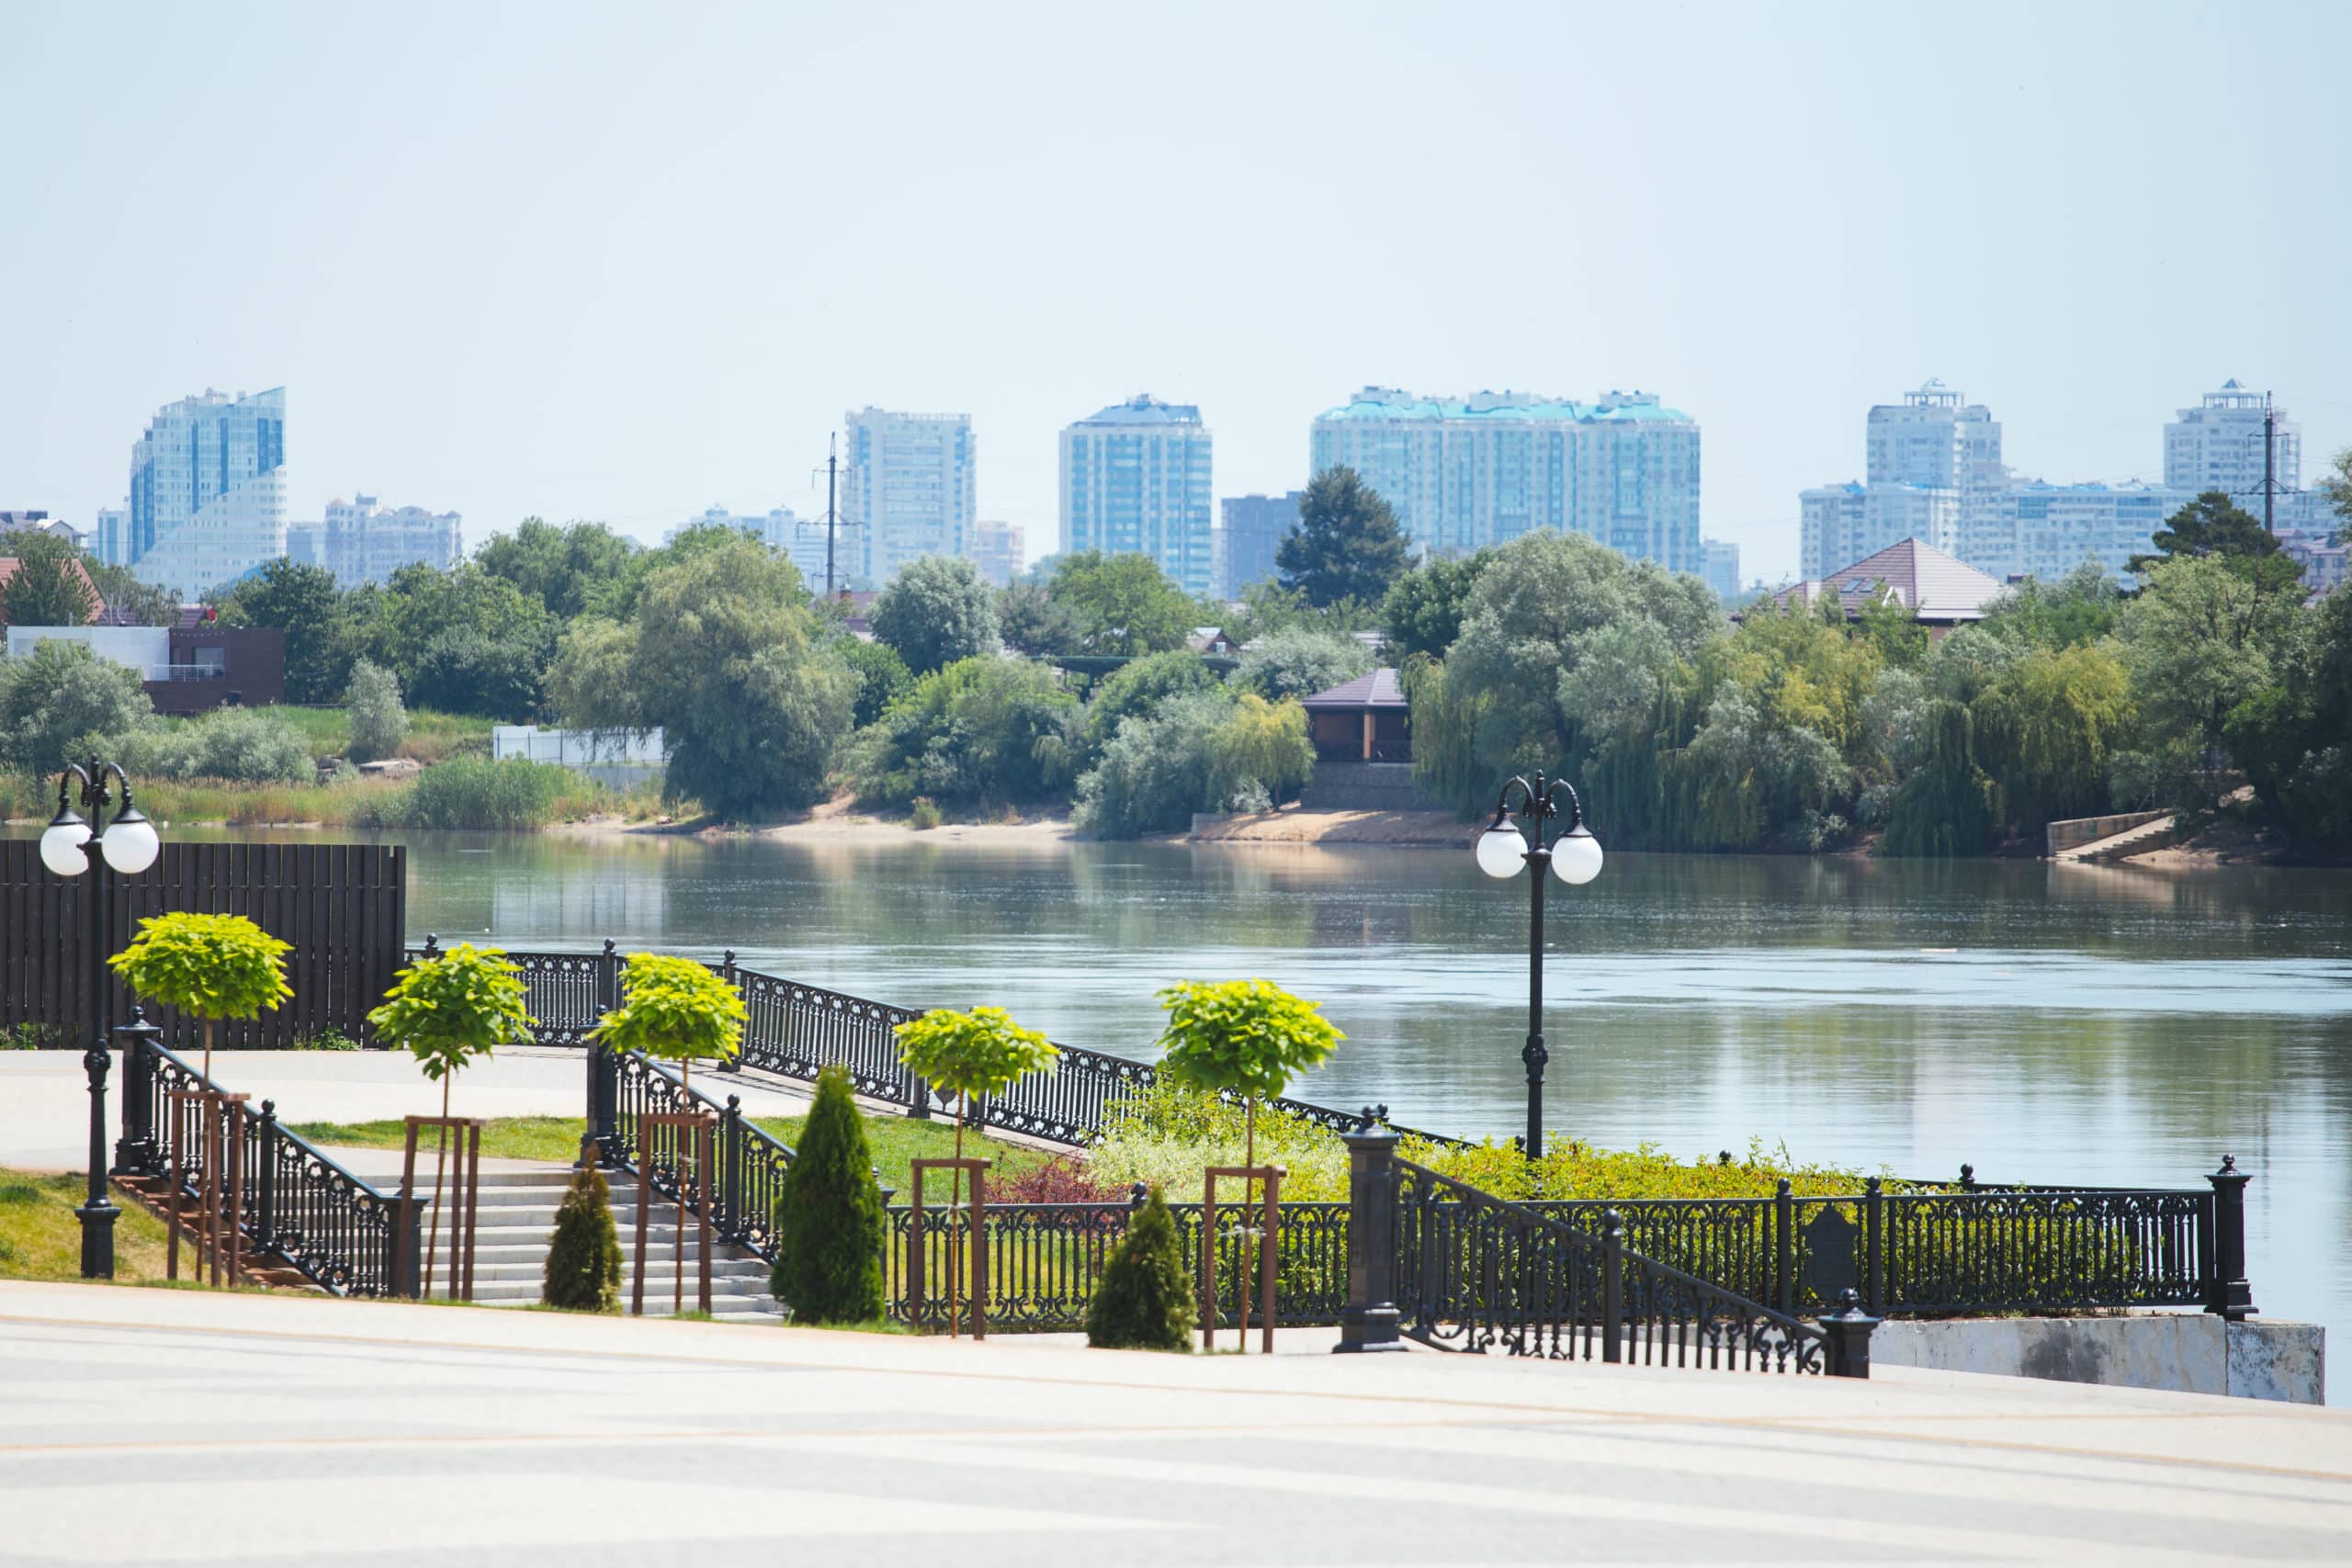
top-left (4, 1280), bottom-right (2350, 1565)
top-left (0, 1048), bottom-right (814, 1171)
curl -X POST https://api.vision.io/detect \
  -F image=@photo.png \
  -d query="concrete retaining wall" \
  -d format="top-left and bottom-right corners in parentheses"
top-left (1299, 761), bottom-right (1452, 813)
top-left (1871, 1314), bottom-right (2324, 1404)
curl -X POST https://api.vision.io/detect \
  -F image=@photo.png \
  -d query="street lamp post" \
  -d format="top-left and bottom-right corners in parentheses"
top-left (41, 758), bottom-right (163, 1280)
top-left (1474, 771), bottom-right (1602, 1160)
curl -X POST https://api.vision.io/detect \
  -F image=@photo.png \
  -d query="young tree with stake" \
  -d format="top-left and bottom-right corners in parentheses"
top-left (893, 1005), bottom-right (1057, 1336)
top-left (368, 942), bottom-right (535, 1295)
top-left (1152, 979), bottom-right (1342, 1348)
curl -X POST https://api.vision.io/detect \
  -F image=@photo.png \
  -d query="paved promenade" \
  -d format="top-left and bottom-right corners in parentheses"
top-left (4, 1281), bottom-right (2349, 1565)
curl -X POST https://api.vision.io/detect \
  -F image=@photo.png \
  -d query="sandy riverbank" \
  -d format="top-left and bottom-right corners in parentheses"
top-left (545, 796), bottom-right (1479, 849)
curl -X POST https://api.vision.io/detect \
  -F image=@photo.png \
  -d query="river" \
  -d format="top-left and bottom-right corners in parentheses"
top-left (71, 827), bottom-right (2352, 1392)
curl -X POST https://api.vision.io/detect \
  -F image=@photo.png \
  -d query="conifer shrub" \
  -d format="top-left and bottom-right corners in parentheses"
top-left (770, 1064), bottom-right (886, 1324)
top-left (1084, 1185), bottom-right (1195, 1352)
top-left (542, 1165), bottom-right (623, 1312)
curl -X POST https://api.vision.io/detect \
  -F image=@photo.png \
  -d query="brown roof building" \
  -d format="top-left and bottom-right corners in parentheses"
top-left (1300, 667), bottom-right (1410, 762)
top-left (1756, 537), bottom-right (2005, 637)
top-left (0, 555), bottom-right (104, 624)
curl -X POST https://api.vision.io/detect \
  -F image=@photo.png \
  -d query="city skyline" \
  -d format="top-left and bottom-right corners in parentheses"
top-left (2, 5), bottom-right (2344, 582)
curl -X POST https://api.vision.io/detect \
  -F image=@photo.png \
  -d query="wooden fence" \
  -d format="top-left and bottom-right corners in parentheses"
top-left (0, 840), bottom-right (405, 1050)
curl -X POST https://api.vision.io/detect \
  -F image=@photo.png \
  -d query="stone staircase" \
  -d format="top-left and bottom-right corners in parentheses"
top-left (2052, 813), bottom-right (2180, 863)
top-left (376, 1164), bottom-right (782, 1320)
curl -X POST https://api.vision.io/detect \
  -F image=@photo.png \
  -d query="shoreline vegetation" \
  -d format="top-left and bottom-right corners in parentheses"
top-left (6, 784), bottom-right (2300, 867)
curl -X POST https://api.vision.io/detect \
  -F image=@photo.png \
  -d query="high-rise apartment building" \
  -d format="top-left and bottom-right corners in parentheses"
top-left (2165, 381), bottom-right (2301, 511)
top-left (284, 524), bottom-right (322, 570)
top-left (842, 409), bottom-right (977, 584)
top-left (1798, 382), bottom-right (2007, 578)
top-left (320, 495), bottom-right (462, 586)
top-left (90, 507), bottom-right (127, 567)
top-left (126, 387), bottom-right (287, 596)
top-left (1702, 537), bottom-right (1741, 604)
top-left (970, 520), bottom-right (1025, 587)
top-left (1059, 395), bottom-right (1215, 595)
top-left (1308, 387), bottom-right (1702, 573)
top-left (1217, 492), bottom-right (1302, 599)
top-left (1800, 481), bottom-right (1962, 579)
top-left (670, 505), bottom-right (831, 589)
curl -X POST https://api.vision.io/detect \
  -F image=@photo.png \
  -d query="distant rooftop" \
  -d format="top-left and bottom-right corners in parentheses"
top-left (1072, 394), bottom-right (1204, 427)
top-left (1301, 667), bottom-right (1408, 710)
top-left (1316, 386), bottom-right (1694, 424)
top-left (1761, 538), bottom-right (2005, 625)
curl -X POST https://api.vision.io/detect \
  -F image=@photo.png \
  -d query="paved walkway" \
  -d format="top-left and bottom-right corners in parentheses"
top-left (0, 1048), bottom-right (815, 1171)
top-left (3, 1280), bottom-right (2349, 1565)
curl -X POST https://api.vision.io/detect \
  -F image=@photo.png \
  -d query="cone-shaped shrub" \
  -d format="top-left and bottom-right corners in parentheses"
top-left (771, 1064), bottom-right (886, 1324)
top-left (1085, 1185), bottom-right (1195, 1352)
top-left (542, 1165), bottom-right (623, 1312)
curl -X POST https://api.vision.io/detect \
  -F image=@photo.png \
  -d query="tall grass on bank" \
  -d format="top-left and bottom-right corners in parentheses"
top-left (1, 759), bottom-right (665, 829)
top-left (267, 705), bottom-right (496, 763)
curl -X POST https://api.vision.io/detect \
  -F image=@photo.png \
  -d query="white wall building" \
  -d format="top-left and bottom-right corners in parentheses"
top-left (320, 494), bottom-right (462, 586)
top-left (970, 519), bottom-right (1024, 587)
top-left (669, 505), bottom-right (832, 590)
top-left (2165, 381), bottom-right (2300, 507)
top-left (90, 506), bottom-right (127, 567)
top-left (126, 387), bottom-right (287, 597)
top-left (842, 409), bottom-right (977, 584)
top-left (1309, 387), bottom-right (1702, 572)
top-left (1701, 537), bottom-right (1741, 604)
top-left (1060, 395), bottom-right (1215, 596)
top-left (1800, 481), bottom-right (1962, 580)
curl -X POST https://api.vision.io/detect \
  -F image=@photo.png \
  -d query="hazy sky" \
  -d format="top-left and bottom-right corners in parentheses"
top-left (4, 1), bottom-right (2346, 581)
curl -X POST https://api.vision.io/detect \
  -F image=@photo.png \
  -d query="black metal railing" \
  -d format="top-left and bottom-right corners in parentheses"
top-left (1395, 1157), bottom-right (1860, 1375)
top-left (882, 1192), bottom-right (1351, 1333)
top-left (604, 1046), bottom-right (797, 1258)
top-left (417, 938), bottom-right (1454, 1150)
top-left (116, 1032), bottom-right (411, 1298)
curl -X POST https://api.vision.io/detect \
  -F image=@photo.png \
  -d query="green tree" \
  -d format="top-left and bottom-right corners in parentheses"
top-left (1078, 649), bottom-right (1221, 764)
top-left (848, 656), bottom-right (1078, 811)
top-left (368, 563), bottom-right (558, 717)
top-left (475, 518), bottom-right (639, 620)
top-left (998, 579), bottom-right (1082, 658)
top-left (870, 555), bottom-right (1001, 675)
top-left (893, 1005), bottom-right (1057, 1337)
top-left (1276, 467), bottom-right (1409, 608)
top-left (1084, 1186), bottom-right (1195, 1352)
top-left (835, 637), bottom-right (913, 728)
top-left (345, 658), bottom-right (408, 761)
top-left (0, 639), bottom-right (155, 778)
top-left (2114, 555), bottom-right (2299, 797)
top-left (1880, 700), bottom-right (2002, 857)
top-left (1854, 585), bottom-right (1928, 671)
top-left (1380, 548), bottom-right (1493, 662)
top-left (1047, 551), bottom-right (1196, 656)
top-left (2318, 446), bottom-right (2352, 543)
top-left (548, 536), bottom-right (856, 818)
top-left (770, 1063), bottom-right (886, 1324)
top-left (542, 1165), bottom-right (624, 1312)
top-left (2130, 491), bottom-right (2291, 585)
top-left (2221, 587), bottom-right (2352, 847)
top-left (82, 559), bottom-right (177, 627)
top-left (109, 911), bottom-right (293, 1080)
top-left (1231, 625), bottom-right (1372, 702)
top-left (215, 558), bottom-right (358, 704)
top-left (368, 942), bottom-right (536, 1292)
top-left (589, 952), bottom-right (745, 1096)
top-left (0, 530), bottom-right (96, 627)
top-left (1970, 642), bottom-right (2133, 832)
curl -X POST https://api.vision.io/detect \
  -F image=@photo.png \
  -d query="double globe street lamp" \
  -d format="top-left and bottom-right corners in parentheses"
top-left (1475, 771), bottom-right (1602, 1160)
top-left (41, 758), bottom-right (163, 1278)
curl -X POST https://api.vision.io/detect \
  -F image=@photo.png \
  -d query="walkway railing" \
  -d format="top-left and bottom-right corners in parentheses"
top-left (417, 939), bottom-right (1453, 1149)
top-left (115, 1032), bottom-right (413, 1298)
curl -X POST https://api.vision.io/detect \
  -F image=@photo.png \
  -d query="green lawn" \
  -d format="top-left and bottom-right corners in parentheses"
top-left (0, 1170), bottom-right (176, 1283)
top-left (266, 705), bottom-right (498, 763)
top-left (285, 1111), bottom-right (1054, 1194)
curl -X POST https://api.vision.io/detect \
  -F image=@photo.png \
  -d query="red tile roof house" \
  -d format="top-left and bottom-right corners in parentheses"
top-left (1752, 538), bottom-right (2006, 641)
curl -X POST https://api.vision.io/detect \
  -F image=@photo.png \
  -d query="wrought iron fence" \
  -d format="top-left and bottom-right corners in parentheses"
top-left (1397, 1158), bottom-right (1854, 1374)
top-left (605, 1047), bottom-right (796, 1259)
top-left (419, 939), bottom-right (1454, 1149)
top-left (117, 1032), bottom-right (407, 1297)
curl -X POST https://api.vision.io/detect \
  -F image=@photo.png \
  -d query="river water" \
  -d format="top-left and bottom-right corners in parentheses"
top-left (82, 828), bottom-right (2352, 1391)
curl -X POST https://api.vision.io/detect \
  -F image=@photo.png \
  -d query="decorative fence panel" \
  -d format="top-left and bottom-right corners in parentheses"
top-left (6, 840), bottom-right (404, 1051)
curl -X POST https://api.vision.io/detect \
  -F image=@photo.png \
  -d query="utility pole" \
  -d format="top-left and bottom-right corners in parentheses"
top-left (2264, 392), bottom-right (2277, 537)
top-left (803, 432), bottom-right (861, 600)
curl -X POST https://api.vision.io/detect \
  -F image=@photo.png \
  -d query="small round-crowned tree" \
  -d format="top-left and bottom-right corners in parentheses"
top-left (368, 942), bottom-right (536, 1291)
top-left (1084, 1185), bottom-right (1195, 1352)
top-left (893, 1004), bottom-right (1057, 1335)
top-left (771, 1063), bottom-right (886, 1324)
top-left (108, 911), bottom-right (293, 1081)
top-left (587, 953), bottom-right (745, 1093)
top-left (542, 1164), bottom-right (625, 1312)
